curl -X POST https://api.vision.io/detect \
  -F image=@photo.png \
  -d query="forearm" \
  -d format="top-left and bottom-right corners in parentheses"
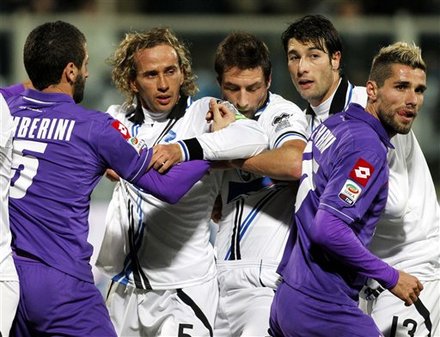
top-left (132, 160), bottom-right (210, 204)
top-left (310, 208), bottom-right (399, 289)
top-left (179, 119), bottom-right (268, 161)
top-left (231, 139), bottom-right (305, 180)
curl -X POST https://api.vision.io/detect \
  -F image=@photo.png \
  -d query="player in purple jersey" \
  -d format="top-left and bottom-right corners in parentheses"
top-left (2, 21), bottom-right (209, 337)
top-left (269, 42), bottom-right (427, 337)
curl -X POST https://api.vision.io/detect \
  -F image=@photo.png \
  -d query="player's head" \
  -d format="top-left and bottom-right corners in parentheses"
top-left (281, 15), bottom-right (343, 107)
top-left (214, 32), bottom-right (271, 118)
top-left (110, 27), bottom-right (198, 114)
top-left (366, 42), bottom-right (427, 136)
top-left (23, 21), bottom-right (88, 103)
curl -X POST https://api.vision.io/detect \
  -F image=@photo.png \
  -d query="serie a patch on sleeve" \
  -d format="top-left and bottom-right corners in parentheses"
top-left (338, 158), bottom-right (374, 205)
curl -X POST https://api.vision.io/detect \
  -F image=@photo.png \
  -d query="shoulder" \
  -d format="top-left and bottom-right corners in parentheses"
top-left (350, 86), bottom-right (368, 108)
top-left (260, 92), bottom-right (304, 121)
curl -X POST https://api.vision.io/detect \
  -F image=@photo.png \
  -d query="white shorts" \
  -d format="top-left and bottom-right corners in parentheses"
top-left (106, 277), bottom-right (218, 337)
top-left (214, 261), bottom-right (280, 337)
top-left (0, 280), bottom-right (19, 337)
top-left (360, 279), bottom-right (439, 337)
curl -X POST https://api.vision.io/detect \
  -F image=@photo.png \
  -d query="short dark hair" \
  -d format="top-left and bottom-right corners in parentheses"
top-left (281, 15), bottom-right (342, 61)
top-left (23, 21), bottom-right (87, 90)
top-left (214, 32), bottom-right (271, 84)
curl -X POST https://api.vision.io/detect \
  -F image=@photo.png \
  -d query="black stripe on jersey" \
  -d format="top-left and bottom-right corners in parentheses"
top-left (177, 289), bottom-right (213, 337)
top-left (306, 75), bottom-right (349, 118)
top-left (180, 137), bottom-right (204, 160)
top-left (414, 299), bottom-right (432, 336)
top-left (274, 130), bottom-right (308, 146)
top-left (230, 198), bottom-right (244, 260)
top-left (127, 199), bottom-right (152, 290)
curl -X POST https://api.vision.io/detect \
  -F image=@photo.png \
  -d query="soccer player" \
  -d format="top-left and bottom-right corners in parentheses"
top-left (208, 32), bottom-right (308, 337)
top-left (269, 40), bottom-right (427, 336)
top-left (279, 14), bottom-right (440, 336)
top-left (95, 28), bottom-right (268, 337)
top-left (2, 21), bottom-right (210, 337)
top-left (0, 93), bottom-right (19, 337)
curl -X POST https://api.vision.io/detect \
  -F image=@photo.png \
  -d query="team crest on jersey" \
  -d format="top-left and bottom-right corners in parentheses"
top-left (349, 158), bottom-right (374, 187)
top-left (338, 179), bottom-right (362, 205)
top-left (272, 113), bottom-right (291, 132)
top-left (112, 120), bottom-right (131, 140)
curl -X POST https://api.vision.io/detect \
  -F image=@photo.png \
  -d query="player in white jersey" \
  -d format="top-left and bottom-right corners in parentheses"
top-left (281, 14), bottom-right (439, 336)
top-left (201, 32), bottom-right (307, 337)
top-left (0, 93), bottom-right (19, 337)
top-left (95, 28), bottom-right (267, 337)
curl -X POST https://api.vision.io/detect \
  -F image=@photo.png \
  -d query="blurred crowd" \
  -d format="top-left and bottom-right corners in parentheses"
top-left (1, 0), bottom-right (440, 15)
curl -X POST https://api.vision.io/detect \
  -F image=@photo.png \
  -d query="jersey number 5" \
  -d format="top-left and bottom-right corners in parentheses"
top-left (10, 139), bottom-right (47, 199)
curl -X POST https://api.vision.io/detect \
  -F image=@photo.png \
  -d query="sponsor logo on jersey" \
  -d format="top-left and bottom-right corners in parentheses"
top-left (112, 120), bottom-right (144, 153)
top-left (349, 158), bottom-right (374, 187)
top-left (338, 179), bottom-right (362, 205)
top-left (112, 120), bottom-right (130, 140)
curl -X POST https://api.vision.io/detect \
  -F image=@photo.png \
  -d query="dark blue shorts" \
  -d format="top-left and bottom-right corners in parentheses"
top-left (11, 255), bottom-right (117, 337)
top-left (269, 281), bottom-right (382, 337)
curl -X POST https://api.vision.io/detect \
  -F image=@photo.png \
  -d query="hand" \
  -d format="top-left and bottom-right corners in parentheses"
top-left (389, 270), bottom-right (423, 306)
top-left (105, 168), bottom-right (120, 182)
top-left (207, 98), bottom-right (237, 132)
top-left (151, 143), bottom-right (183, 173)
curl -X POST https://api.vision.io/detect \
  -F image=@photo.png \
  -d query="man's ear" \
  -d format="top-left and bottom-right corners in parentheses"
top-left (129, 80), bottom-right (138, 93)
top-left (331, 51), bottom-right (341, 71)
top-left (366, 80), bottom-right (378, 101)
top-left (267, 73), bottom-right (272, 89)
top-left (65, 62), bottom-right (77, 84)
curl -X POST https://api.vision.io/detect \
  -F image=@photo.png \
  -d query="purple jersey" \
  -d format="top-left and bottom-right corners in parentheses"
top-left (6, 89), bottom-right (208, 283)
top-left (278, 103), bottom-right (394, 306)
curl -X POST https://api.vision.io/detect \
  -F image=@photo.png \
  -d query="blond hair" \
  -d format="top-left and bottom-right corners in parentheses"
top-left (369, 41), bottom-right (426, 87)
top-left (109, 27), bottom-right (198, 104)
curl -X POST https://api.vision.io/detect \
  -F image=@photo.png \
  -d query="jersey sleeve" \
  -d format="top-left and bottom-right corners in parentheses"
top-left (132, 160), bottom-right (210, 204)
top-left (310, 208), bottom-right (399, 289)
top-left (96, 116), bottom-right (209, 203)
top-left (187, 118), bottom-right (268, 161)
top-left (319, 148), bottom-right (389, 224)
top-left (261, 101), bottom-right (309, 150)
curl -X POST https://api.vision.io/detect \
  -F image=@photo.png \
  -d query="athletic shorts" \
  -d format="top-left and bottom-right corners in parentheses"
top-left (361, 279), bottom-right (439, 337)
top-left (106, 276), bottom-right (218, 337)
top-left (269, 281), bottom-right (382, 337)
top-left (0, 280), bottom-right (19, 337)
top-left (11, 254), bottom-right (117, 337)
top-left (215, 261), bottom-right (279, 337)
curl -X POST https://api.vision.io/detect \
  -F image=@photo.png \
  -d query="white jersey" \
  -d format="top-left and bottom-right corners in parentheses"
top-left (369, 131), bottom-right (440, 280)
top-left (0, 93), bottom-right (17, 281)
top-left (307, 78), bottom-right (367, 133)
top-left (215, 92), bottom-right (308, 271)
top-left (96, 96), bottom-right (267, 290)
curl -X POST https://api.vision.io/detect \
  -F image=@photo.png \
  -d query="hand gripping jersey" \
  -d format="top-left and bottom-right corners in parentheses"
top-left (6, 89), bottom-right (209, 283)
top-left (279, 103), bottom-right (395, 306)
top-left (0, 93), bottom-right (18, 282)
top-left (215, 92), bottom-right (308, 272)
top-left (96, 96), bottom-right (268, 289)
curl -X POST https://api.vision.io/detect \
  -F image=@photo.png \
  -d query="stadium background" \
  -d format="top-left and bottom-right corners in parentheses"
top-left (1, 0), bottom-right (439, 292)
